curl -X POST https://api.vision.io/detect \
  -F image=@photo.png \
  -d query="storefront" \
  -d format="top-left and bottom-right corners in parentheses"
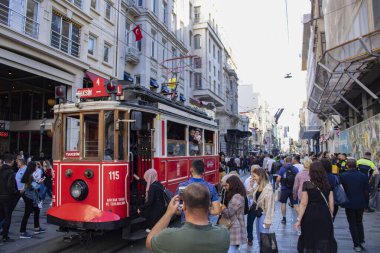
top-left (0, 63), bottom-right (68, 158)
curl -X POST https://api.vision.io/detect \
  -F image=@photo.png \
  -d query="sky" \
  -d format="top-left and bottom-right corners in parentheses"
top-left (217, 0), bottom-right (311, 139)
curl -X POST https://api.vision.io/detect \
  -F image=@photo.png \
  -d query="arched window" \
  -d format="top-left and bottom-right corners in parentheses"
top-left (194, 34), bottom-right (201, 49)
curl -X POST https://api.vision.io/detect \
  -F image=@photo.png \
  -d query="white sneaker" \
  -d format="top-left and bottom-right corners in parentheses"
top-left (38, 201), bottom-right (43, 209)
top-left (354, 246), bottom-right (362, 252)
top-left (145, 229), bottom-right (151, 233)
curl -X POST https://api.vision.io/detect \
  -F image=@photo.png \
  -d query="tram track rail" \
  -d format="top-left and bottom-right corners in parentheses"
top-left (14, 230), bottom-right (143, 253)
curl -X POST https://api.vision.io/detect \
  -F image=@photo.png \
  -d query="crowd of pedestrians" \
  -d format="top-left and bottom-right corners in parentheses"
top-left (0, 152), bottom-right (53, 245)
top-left (2, 149), bottom-right (379, 252)
top-left (146, 150), bottom-right (379, 253)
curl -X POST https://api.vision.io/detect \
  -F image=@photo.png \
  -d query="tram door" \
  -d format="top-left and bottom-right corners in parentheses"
top-left (129, 111), bottom-right (155, 215)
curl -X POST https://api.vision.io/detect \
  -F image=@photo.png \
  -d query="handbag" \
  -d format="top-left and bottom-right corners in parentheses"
top-left (218, 190), bottom-right (233, 229)
top-left (260, 232), bottom-right (278, 253)
top-left (218, 215), bottom-right (233, 229)
top-left (333, 184), bottom-right (348, 206)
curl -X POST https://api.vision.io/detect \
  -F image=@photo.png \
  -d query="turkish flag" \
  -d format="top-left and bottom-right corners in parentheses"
top-left (132, 25), bottom-right (143, 41)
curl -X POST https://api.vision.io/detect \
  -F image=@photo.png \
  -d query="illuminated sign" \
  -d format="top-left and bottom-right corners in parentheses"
top-left (0, 131), bottom-right (9, 138)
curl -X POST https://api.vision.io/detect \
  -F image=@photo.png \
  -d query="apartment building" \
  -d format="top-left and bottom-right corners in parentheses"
top-left (0, 0), bottom-right (120, 156)
top-left (302, 0), bottom-right (380, 158)
top-left (0, 0), bottom-right (242, 157)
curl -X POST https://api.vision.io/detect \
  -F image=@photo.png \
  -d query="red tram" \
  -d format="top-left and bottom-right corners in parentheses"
top-left (47, 85), bottom-right (219, 238)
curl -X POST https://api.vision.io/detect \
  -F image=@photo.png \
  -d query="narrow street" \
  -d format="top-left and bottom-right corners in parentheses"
top-left (2, 174), bottom-right (380, 253)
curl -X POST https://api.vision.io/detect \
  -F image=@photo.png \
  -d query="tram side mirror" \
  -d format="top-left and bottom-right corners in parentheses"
top-left (131, 111), bottom-right (142, 131)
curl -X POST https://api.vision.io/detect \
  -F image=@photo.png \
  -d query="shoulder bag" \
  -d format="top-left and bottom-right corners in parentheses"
top-left (332, 176), bottom-right (348, 206)
top-left (218, 191), bottom-right (233, 229)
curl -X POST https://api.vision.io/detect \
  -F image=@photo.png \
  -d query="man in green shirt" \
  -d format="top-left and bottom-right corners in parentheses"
top-left (146, 183), bottom-right (229, 253)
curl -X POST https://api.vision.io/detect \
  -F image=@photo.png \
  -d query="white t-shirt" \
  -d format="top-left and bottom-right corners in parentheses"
top-left (244, 176), bottom-right (257, 207)
top-left (294, 163), bottom-right (304, 173)
top-left (267, 158), bottom-right (276, 173)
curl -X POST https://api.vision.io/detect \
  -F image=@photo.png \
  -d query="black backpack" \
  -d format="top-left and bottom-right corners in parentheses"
top-left (162, 188), bottom-right (173, 208)
top-left (271, 161), bottom-right (282, 175)
top-left (283, 166), bottom-right (296, 188)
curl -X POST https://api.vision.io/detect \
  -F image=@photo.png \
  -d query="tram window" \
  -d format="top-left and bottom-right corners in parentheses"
top-left (167, 121), bottom-right (186, 156)
top-left (65, 115), bottom-right (80, 157)
top-left (84, 114), bottom-right (99, 158)
top-left (118, 111), bottom-right (126, 160)
top-left (104, 111), bottom-right (114, 160)
top-left (189, 126), bottom-right (202, 156)
top-left (204, 130), bottom-right (214, 155)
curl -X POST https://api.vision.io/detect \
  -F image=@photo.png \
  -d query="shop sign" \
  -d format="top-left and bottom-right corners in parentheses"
top-left (0, 131), bottom-right (9, 138)
top-left (0, 120), bottom-right (10, 130)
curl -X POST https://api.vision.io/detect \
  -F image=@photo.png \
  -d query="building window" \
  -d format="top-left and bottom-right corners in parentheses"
top-left (209, 39), bottom-right (211, 53)
top-left (91, 0), bottom-right (97, 9)
top-left (213, 66), bottom-right (215, 76)
top-left (51, 12), bottom-right (80, 57)
top-left (209, 61), bottom-right (211, 71)
top-left (103, 43), bottom-right (111, 63)
top-left (125, 22), bottom-right (131, 46)
top-left (151, 30), bottom-right (156, 59)
top-left (189, 3), bottom-right (192, 19)
top-left (88, 35), bottom-right (96, 55)
top-left (194, 6), bottom-right (200, 22)
top-left (105, 0), bottom-right (112, 20)
top-left (171, 48), bottom-right (177, 68)
top-left (213, 80), bottom-right (216, 92)
top-left (213, 45), bottom-right (215, 58)
top-left (189, 71), bottom-right (192, 87)
top-left (137, 40), bottom-right (142, 51)
top-left (171, 12), bottom-right (177, 34)
top-left (209, 76), bottom-right (211, 88)
top-left (374, 0), bottom-right (380, 29)
top-left (218, 49), bottom-right (221, 63)
top-left (138, 0), bottom-right (143, 7)
top-left (218, 70), bottom-right (220, 80)
top-left (24, 0), bottom-right (39, 38)
top-left (152, 0), bottom-right (157, 15)
top-left (194, 73), bottom-right (201, 88)
top-left (135, 75), bottom-right (141, 85)
top-left (189, 31), bottom-right (192, 47)
top-left (162, 39), bottom-right (167, 63)
top-left (194, 57), bottom-right (201, 68)
top-left (180, 22), bottom-right (184, 41)
top-left (69, 0), bottom-right (82, 9)
top-left (163, 1), bottom-right (168, 25)
top-left (320, 32), bottom-right (326, 55)
top-left (194, 34), bottom-right (201, 49)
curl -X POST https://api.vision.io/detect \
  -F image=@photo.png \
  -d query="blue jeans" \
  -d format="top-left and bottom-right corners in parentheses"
top-left (247, 208), bottom-right (256, 241)
top-left (256, 213), bottom-right (270, 245)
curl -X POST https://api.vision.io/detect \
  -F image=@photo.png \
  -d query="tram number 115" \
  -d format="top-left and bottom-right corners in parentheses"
top-left (109, 171), bottom-right (120, 180)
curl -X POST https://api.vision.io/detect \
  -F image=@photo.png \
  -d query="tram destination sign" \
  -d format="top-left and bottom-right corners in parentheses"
top-left (65, 151), bottom-right (80, 158)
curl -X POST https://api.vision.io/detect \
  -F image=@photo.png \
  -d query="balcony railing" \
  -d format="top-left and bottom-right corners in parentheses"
top-left (125, 46), bottom-right (139, 64)
top-left (51, 30), bottom-right (80, 57)
top-left (0, 3), bottom-right (39, 38)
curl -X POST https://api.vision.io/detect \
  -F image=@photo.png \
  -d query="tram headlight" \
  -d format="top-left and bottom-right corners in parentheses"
top-left (70, 180), bottom-right (88, 201)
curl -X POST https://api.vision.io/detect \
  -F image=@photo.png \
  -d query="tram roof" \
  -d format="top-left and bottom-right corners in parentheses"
top-left (54, 86), bottom-right (218, 128)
